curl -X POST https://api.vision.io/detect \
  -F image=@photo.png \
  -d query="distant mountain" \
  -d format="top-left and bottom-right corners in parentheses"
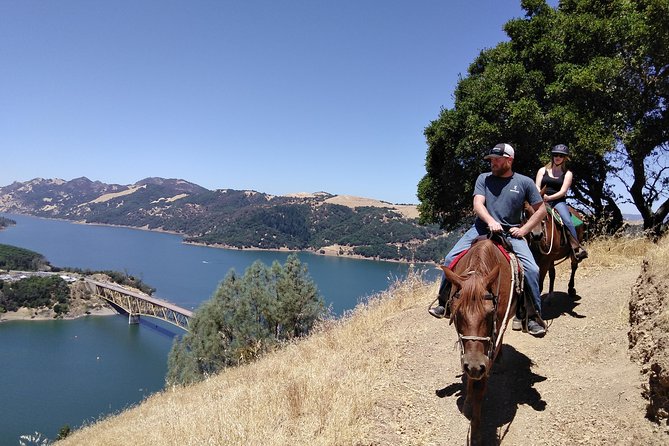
top-left (0, 177), bottom-right (453, 262)
top-left (623, 213), bottom-right (643, 222)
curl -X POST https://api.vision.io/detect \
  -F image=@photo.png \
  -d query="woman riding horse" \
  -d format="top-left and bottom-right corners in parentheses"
top-left (534, 144), bottom-right (587, 261)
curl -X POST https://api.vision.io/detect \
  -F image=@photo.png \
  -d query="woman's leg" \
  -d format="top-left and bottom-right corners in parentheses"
top-left (552, 202), bottom-right (577, 238)
top-left (551, 201), bottom-right (587, 260)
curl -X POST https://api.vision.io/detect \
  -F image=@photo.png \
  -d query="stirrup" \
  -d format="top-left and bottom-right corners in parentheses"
top-left (574, 248), bottom-right (588, 261)
top-left (429, 305), bottom-right (446, 319)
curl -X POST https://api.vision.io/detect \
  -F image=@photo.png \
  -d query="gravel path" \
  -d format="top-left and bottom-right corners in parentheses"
top-left (371, 264), bottom-right (667, 445)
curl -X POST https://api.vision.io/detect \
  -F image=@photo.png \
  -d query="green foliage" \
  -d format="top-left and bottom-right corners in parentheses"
top-left (353, 244), bottom-right (403, 259)
top-left (0, 244), bottom-right (50, 271)
top-left (186, 203), bottom-right (443, 259)
top-left (166, 335), bottom-right (200, 386)
top-left (0, 243), bottom-right (158, 316)
top-left (60, 267), bottom-right (155, 295)
top-left (0, 216), bottom-right (16, 229)
top-left (274, 254), bottom-right (322, 339)
top-left (56, 424), bottom-right (71, 440)
top-left (412, 230), bottom-right (465, 263)
top-left (419, 0), bottom-right (669, 237)
top-left (0, 275), bottom-right (69, 313)
top-left (1, 179), bottom-right (448, 261)
top-left (166, 254), bottom-right (325, 386)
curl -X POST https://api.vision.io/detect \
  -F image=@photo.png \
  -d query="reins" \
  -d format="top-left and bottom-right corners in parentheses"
top-left (539, 211), bottom-right (573, 266)
top-left (453, 250), bottom-right (517, 374)
top-left (540, 211), bottom-right (556, 255)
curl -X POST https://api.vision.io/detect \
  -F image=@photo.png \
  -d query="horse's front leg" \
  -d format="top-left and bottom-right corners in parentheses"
top-left (539, 263), bottom-right (548, 294)
top-left (548, 263), bottom-right (556, 298)
top-left (467, 377), bottom-right (488, 446)
top-left (568, 258), bottom-right (578, 297)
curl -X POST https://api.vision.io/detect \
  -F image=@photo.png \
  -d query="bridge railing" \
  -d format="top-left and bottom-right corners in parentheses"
top-left (85, 278), bottom-right (193, 331)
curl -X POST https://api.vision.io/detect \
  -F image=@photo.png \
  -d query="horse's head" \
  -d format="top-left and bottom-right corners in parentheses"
top-left (442, 263), bottom-right (500, 380)
top-left (524, 188), bottom-right (546, 241)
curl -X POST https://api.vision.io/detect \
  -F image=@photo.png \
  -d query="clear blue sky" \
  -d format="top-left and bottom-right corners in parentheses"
top-left (1, 1), bottom-right (559, 205)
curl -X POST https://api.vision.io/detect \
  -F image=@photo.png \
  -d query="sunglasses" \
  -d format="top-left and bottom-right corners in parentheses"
top-left (553, 154), bottom-right (565, 158)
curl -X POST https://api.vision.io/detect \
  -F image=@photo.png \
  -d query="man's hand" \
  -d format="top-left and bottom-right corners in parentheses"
top-left (488, 221), bottom-right (503, 233)
top-left (509, 226), bottom-right (528, 239)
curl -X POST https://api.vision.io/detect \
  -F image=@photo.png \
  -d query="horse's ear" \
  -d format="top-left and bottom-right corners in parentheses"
top-left (440, 265), bottom-right (464, 289)
top-left (524, 201), bottom-right (535, 216)
top-left (540, 185), bottom-right (546, 197)
top-left (484, 264), bottom-right (500, 290)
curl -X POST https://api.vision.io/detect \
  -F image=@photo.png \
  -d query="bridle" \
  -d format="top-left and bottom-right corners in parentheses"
top-left (452, 254), bottom-right (518, 377)
top-left (453, 284), bottom-right (499, 368)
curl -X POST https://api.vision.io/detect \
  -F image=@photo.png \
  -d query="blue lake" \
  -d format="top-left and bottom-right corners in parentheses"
top-left (0, 213), bottom-right (439, 444)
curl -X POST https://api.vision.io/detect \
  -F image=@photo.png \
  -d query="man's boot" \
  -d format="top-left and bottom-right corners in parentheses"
top-left (527, 317), bottom-right (547, 337)
top-left (567, 231), bottom-right (588, 262)
top-left (429, 282), bottom-right (452, 319)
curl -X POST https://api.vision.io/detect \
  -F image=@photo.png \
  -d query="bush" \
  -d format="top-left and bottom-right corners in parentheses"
top-left (166, 254), bottom-right (325, 386)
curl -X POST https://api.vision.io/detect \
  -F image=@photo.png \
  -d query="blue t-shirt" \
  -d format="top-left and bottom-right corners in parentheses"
top-left (473, 172), bottom-right (542, 231)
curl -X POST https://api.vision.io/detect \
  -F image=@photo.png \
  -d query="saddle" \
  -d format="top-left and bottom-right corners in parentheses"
top-left (546, 204), bottom-right (584, 228)
top-left (447, 235), bottom-right (524, 297)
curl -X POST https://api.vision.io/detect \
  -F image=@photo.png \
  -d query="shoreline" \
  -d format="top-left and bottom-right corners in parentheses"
top-left (182, 240), bottom-right (421, 265)
top-left (0, 305), bottom-right (117, 323)
top-left (1, 211), bottom-right (422, 265)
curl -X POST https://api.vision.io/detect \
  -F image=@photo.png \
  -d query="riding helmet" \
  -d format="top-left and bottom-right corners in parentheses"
top-left (551, 144), bottom-right (570, 156)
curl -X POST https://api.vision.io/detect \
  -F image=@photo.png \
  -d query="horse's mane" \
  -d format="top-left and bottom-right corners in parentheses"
top-left (451, 240), bottom-right (503, 316)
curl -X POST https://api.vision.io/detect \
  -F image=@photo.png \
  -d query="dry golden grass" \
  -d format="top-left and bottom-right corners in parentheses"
top-left (643, 234), bottom-right (669, 280)
top-left (639, 235), bottom-right (669, 332)
top-left (548, 233), bottom-right (655, 278)
top-left (56, 270), bottom-right (434, 446)
top-left (56, 235), bottom-right (663, 445)
top-left (545, 234), bottom-right (655, 328)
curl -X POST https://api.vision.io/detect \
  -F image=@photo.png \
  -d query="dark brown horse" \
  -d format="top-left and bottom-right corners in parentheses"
top-left (528, 206), bottom-right (585, 300)
top-left (441, 238), bottom-right (518, 445)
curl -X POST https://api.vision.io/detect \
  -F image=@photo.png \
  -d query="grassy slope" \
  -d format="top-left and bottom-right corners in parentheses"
top-left (56, 235), bottom-right (662, 445)
top-left (57, 270), bottom-right (433, 446)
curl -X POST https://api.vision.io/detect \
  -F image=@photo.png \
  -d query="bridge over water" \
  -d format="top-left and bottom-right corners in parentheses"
top-left (85, 278), bottom-right (193, 331)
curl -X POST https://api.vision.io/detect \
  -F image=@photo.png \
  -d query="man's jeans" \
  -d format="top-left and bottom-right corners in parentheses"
top-left (438, 225), bottom-right (542, 316)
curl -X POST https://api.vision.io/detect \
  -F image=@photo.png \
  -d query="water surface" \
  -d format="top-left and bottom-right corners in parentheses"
top-left (0, 213), bottom-right (438, 444)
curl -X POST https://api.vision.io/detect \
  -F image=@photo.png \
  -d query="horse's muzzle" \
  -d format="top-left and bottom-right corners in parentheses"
top-left (463, 355), bottom-right (489, 380)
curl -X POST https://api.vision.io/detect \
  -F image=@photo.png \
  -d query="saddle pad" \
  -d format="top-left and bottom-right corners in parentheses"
top-left (447, 241), bottom-right (511, 270)
top-left (547, 205), bottom-right (583, 227)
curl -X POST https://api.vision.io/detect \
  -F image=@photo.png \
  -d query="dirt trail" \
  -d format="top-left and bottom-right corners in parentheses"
top-left (371, 264), bottom-right (667, 445)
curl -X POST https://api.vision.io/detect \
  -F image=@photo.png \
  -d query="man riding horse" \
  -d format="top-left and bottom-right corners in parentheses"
top-left (429, 143), bottom-right (548, 337)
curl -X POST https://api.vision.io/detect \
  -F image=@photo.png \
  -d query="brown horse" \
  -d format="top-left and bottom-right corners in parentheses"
top-left (528, 206), bottom-right (585, 300)
top-left (441, 238), bottom-right (518, 445)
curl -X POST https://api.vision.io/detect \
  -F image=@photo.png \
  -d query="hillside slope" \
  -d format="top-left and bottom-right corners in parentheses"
top-left (57, 238), bottom-right (668, 445)
top-left (0, 177), bottom-right (447, 262)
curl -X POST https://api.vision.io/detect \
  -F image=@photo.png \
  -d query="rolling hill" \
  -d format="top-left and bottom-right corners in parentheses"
top-left (0, 177), bottom-right (454, 262)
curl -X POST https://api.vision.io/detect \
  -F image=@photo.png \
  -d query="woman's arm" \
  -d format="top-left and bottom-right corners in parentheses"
top-left (535, 167), bottom-right (545, 191)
